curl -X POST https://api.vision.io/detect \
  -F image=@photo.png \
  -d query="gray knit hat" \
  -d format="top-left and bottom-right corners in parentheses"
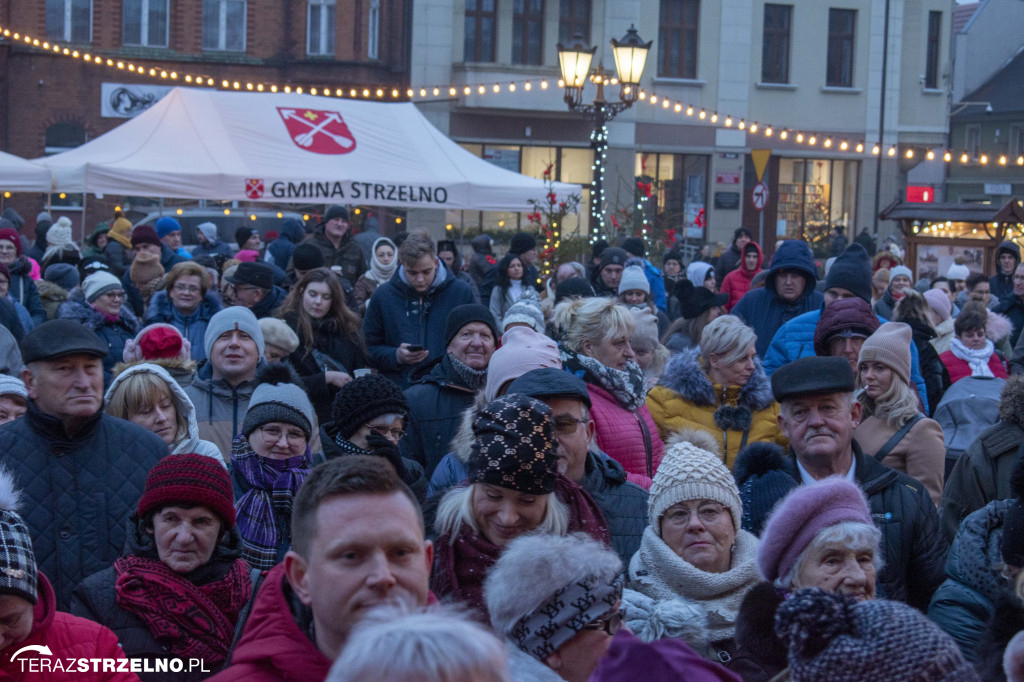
top-left (82, 270), bottom-right (123, 303)
top-left (0, 469), bottom-right (37, 604)
top-left (204, 306), bottom-right (266, 360)
top-left (0, 376), bottom-right (27, 401)
top-left (648, 436), bottom-right (742, 531)
top-left (242, 364), bottom-right (316, 438)
top-left (618, 265), bottom-right (650, 295)
top-left (776, 589), bottom-right (978, 681)
top-left (502, 300), bottom-right (545, 333)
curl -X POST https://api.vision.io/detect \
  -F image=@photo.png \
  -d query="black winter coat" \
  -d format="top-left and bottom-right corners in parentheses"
top-left (975, 588), bottom-right (1024, 682)
top-left (726, 581), bottom-right (788, 682)
top-left (316, 421), bottom-right (427, 502)
top-left (401, 356), bottom-right (476, 479)
top-left (0, 403), bottom-right (167, 608)
top-left (716, 243), bottom-right (742, 287)
top-left (0, 296), bottom-right (24, 340)
top-left (8, 256), bottom-right (46, 325)
top-left (905, 317), bottom-right (950, 414)
top-left (580, 450), bottom-right (648, 565)
top-left (284, 314), bottom-right (368, 424)
top-left (249, 286), bottom-right (287, 320)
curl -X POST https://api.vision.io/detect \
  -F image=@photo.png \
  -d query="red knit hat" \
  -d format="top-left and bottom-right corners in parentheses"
top-left (0, 228), bottom-right (20, 257)
top-left (137, 454), bottom-right (236, 528)
top-left (138, 326), bottom-right (184, 359)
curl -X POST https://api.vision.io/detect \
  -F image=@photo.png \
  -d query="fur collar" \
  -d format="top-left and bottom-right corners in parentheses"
top-left (451, 392), bottom-right (488, 464)
top-left (999, 376), bottom-right (1024, 427)
top-left (57, 288), bottom-right (139, 333)
top-left (657, 347), bottom-right (773, 411)
top-left (987, 309), bottom-right (1013, 343)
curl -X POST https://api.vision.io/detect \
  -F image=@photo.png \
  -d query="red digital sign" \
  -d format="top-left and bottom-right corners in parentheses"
top-left (906, 186), bottom-right (934, 203)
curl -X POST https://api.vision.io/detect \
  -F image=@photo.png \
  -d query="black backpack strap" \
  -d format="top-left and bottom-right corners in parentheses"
top-left (873, 413), bottom-right (924, 462)
top-left (222, 567), bottom-right (266, 670)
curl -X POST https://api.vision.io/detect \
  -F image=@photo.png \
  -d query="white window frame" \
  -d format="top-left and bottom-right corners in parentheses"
top-left (965, 125), bottom-right (981, 160)
top-left (368, 0), bottom-right (380, 59)
top-left (47, 0), bottom-right (93, 43)
top-left (123, 0), bottom-right (169, 48)
top-left (202, 0), bottom-right (246, 52)
top-left (307, 0), bottom-right (336, 56)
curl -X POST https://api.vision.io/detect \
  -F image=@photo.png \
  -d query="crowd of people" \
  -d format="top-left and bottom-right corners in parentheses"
top-left (0, 204), bottom-right (1021, 680)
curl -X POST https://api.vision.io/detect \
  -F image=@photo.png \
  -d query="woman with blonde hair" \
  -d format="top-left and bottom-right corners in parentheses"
top-left (855, 321), bottom-right (946, 505)
top-left (552, 296), bottom-right (664, 488)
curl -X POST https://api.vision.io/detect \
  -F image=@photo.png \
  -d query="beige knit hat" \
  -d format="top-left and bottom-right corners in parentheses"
top-left (648, 434), bottom-right (743, 531)
top-left (258, 317), bottom-right (300, 354)
top-left (857, 321), bottom-right (912, 386)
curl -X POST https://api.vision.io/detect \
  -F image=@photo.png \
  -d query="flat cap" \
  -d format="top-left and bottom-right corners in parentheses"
top-left (506, 368), bottom-right (591, 409)
top-left (771, 356), bottom-right (855, 402)
top-left (22, 319), bottom-right (109, 364)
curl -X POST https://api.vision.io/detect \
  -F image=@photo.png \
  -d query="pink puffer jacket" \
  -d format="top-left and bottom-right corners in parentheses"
top-left (587, 383), bottom-right (664, 489)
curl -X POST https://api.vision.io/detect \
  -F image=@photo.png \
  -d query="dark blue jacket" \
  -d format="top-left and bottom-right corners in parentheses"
top-left (57, 289), bottom-right (140, 387)
top-left (362, 264), bottom-right (474, 387)
top-left (250, 285), bottom-right (287, 320)
top-left (144, 290), bottom-right (223, 361)
top-left (401, 355), bottom-right (476, 479)
top-left (0, 403), bottom-right (167, 609)
top-left (731, 240), bottom-right (824, 357)
top-left (8, 257), bottom-right (45, 326)
top-left (267, 219), bottom-right (305, 269)
top-left (990, 240), bottom-right (1020, 300)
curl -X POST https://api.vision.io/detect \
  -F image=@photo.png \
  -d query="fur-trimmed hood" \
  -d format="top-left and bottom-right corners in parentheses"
top-left (0, 466), bottom-right (21, 514)
top-left (987, 309), bottom-right (1013, 343)
top-left (57, 286), bottom-right (139, 333)
top-left (35, 278), bottom-right (68, 303)
top-left (450, 391), bottom-right (488, 464)
top-left (999, 375), bottom-right (1024, 427)
top-left (656, 346), bottom-right (774, 411)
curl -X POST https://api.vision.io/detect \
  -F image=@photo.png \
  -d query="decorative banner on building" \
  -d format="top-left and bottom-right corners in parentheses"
top-left (101, 83), bottom-right (174, 118)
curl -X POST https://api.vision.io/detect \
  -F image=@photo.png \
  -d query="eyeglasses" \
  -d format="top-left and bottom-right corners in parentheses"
top-left (662, 502), bottom-right (726, 526)
top-left (581, 610), bottom-right (622, 636)
top-left (258, 425), bottom-right (307, 446)
top-left (172, 284), bottom-right (201, 294)
top-left (366, 424), bottom-right (406, 441)
top-left (553, 416), bottom-right (587, 435)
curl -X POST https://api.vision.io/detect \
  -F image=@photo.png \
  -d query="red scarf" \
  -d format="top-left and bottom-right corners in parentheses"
top-left (114, 555), bottom-right (252, 664)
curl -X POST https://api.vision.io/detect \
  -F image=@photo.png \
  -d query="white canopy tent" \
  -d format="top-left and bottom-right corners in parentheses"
top-left (0, 151), bottom-right (52, 192)
top-left (37, 87), bottom-right (580, 211)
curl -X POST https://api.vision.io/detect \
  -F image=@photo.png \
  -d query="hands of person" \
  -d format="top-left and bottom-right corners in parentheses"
top-left (325, 370), bottom-right (352, 388)
top-left (396, 343), bottom-right (430, 365)
top-left (364, 431), bottom-right (409, 479)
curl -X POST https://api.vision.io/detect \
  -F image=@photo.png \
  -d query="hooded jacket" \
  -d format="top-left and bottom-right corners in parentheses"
top-left (290, 226), bottom-right (366, 284)
top-left (646, 348), bottom-right (786, 468)
top-left (467, 234), bottom-right (496, 287)
top-left (7, 255), bottom-right (45, 326)
top-left (730, 241), bottom-right (824, 357)
top-left (720, 242), bottom-right (764, 312)
top-left (0, 402), bottom-right (167, 608)
top-left (990, 240), bottom-right (1021, 300)
top-left (265, 219), bottom-right (305, 268)
top-left (927, 499), bottom-right (1011, 661)
top-left (58, 288), bottom-right (141, 386)
top-left (361, 262), bottom-right (474, 387)
top-left (105, 363), bottom-right (225, 465)
top-left (731, 440), bottom-right (947, 611)
top-left (144, 290), bottom-right (224, 362)
top-left (0, 573), bottom-right (135, 682)
top-left (209, 563), bottom-right (330, 682)
top-left (36, 278), bottom-right (69, 321)
top-left (184, 361), bottom-right (261, 461)
top-left (939, 375), bottom-right (1024, 542)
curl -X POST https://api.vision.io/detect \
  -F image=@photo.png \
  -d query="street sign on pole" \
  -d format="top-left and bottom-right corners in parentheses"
top-left (751, 149), bottom-right (771, 183)
top-left (752, 182), bottom-right (769, 211)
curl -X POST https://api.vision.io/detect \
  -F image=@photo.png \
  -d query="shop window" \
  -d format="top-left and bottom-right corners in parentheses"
top-left (761, 4), bottom-right (791, 84)
top-left (46, 0), bottom-right (92, 43)
top-left (464, 0), bottom-right (496, 63)
top-left (559, 0), bottom-right (590, 45)
top-left (308, 0), bottom-right (336, 56)
top-left (826, 8), bottom-right (855, 87)
top-left (776, 157), bottom-right (859, 250)
top-left (658, 0), bottom-right (700, 79)
top-left (202, 0), bottom-right (246, 52)
top-left (636, 152), bottom-right (709, 243)
top-left (1011, 126), bottom-right (1024, 157)
top-left (513, 0), bottom-right (544, 65)
top-left (45, 123), bottom-right (87, 209)
top-left (925, 11), bottom-right (941, 89)
top-left (123, 0), bottom-right (168, 47)
top-left (367, 0), bottom-right (380, 59)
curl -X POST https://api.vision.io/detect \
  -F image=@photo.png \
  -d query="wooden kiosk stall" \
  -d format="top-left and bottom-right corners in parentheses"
top-left (880, 199), bottom-right (1024, 280)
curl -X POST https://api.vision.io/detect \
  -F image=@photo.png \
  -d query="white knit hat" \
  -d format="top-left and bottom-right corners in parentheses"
top-left (648, 438), bottom-right (743, 531)
top-left (502, 300), bottom-right (545, 333)
top-left (946, 263), bottom-right (970, 281)
top-left (889, 265), bottom-right (913, 283)
top-left (618, 265), bottom-right (650, 295)
top-left (46, 216), bottom-right (73, 248)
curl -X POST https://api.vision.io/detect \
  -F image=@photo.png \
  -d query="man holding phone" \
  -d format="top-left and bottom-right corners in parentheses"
top-left (362, 231), bottom-right (474, 388)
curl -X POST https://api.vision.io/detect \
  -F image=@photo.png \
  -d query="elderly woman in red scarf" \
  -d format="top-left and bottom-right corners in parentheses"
top-left (431, 393), bottom-right (609, 617)
top-left (72, 454), bottom-right (253, 680)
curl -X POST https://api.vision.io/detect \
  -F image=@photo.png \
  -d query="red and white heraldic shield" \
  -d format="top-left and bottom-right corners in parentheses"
top-left (245, 179), bottom-right (264, 199)
top-left (277, 107), bottom-right (357, 155)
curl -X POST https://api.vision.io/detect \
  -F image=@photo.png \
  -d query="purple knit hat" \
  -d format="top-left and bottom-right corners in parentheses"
top-left (813, 297), bottom-right (880, 356)
top-left (757, 478), bottom-right (873, 583)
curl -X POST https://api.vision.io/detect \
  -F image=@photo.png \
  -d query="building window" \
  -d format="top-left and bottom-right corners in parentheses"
top-left (1011, 126), bottom-right (1024, 157)
top-left (761, 4), bottom-right (791, 84)
top-left (45, 123), bottom-right (87, 209)
top-left (513, 0), bottom-right (544, 65)
top-left (558, 0), bottom-right (590, 45)
top-left (123, 0), bottom-right (168, 47)
top-left (202, 0), bottom-right (246, 52)
top-left (965, 125), bottom-right (981, 159)
top-left (46, 0), bottom-right (92, 43)
top-left (658, 0), bottom-right (700, 79)
top-left (368, 0), bottom-right (380, 59)
top-left (464, 0), bottom-right (496, 62)
top-left (307, 0), bottom-right (335, 56)
top-left (826, 8), bottom-right (855, 87)
top-left (925, 11), bottom-right (941, 89)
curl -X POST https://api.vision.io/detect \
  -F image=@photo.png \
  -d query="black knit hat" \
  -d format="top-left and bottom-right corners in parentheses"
top-left (599, 247), bottom-right (629, 271)
top-left (591, 239), bottom-right (609, 260)
top-left (468, 394), bottom-right (558, 495)
top-left (733, 442), bottom-right (799, 535)
top-left (823, 243), bottom-right (872, 302)
top-left (234, 226), bottom-right (259, 249)
top-left (554, 277), bottom-right (595, 304)
top-left (331, 374), bottom-right (408, 440)
top-left (510, 232), bottom-right (537, 255)
top-left (444, 304), bottom-right (498, 347)
top-left (1002, 456), bottom-right (1024, 566)
top-left (663, 249), bottom-right (683, 267)
top-left (324, 204), bottom-right (349, 222)
top-left (292, 242), bottom-right (325, 271)
top-left (622, 237), bottom-right (646, 258)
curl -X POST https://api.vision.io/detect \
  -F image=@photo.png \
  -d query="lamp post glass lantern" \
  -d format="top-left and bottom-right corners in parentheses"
top-left (557, 26), bottom-right (651, 241)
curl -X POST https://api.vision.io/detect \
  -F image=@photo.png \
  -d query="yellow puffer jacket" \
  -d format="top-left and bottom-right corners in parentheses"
top-left (646, 348), bottom-right (787, 468)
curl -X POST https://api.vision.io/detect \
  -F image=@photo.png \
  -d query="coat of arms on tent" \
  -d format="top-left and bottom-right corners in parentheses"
top-left (245, 179), bottom-right (264, 199)
top-left (277, 108), bottom-right (357, 155)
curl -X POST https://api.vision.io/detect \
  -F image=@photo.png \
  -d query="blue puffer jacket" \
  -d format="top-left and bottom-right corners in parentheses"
top-left (362, 263), bottom-right (474, 387)
top-left (143, 290), bottom-right (223, 361)
top-left (0, 402), bottom-right (167, 609)
top-left (730, 240), bottom-right (824, 357)
top-left (640, 259), bottom-right (668, 313)
top-left (927, 499), bottom-right (1010, 661)
top-left (762, 306), bottom-right (930, 411)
